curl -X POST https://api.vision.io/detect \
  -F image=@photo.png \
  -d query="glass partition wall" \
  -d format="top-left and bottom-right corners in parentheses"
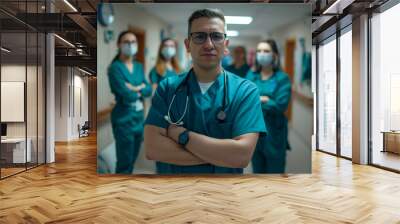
top-left (0, 1), bottom-right (46, 179)
top-left (316, 25), bottom-right (353, 159)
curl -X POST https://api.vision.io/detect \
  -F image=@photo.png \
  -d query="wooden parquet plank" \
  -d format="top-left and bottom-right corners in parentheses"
top-left (1, 134), bottom-right (400, 223)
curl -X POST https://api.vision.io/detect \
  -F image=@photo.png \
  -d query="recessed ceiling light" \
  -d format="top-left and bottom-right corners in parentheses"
top-left (227, 30), bottom-right (239, 37)
top-left (322, 0), bottom-right (349, 15)
top-left (78, 67), bottom-right (92, 76)
top-left (1, 47), bottom-right (11, 53)
top-left (63, 0), bottom-right (78, 12)
top-left (225, 16), bottom-right (253, 25)
top-left (54, 34), bottom-right (75, 48)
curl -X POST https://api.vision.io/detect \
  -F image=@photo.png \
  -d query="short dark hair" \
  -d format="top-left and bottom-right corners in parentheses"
top-left (188, 8), bottom-right (226, 37)
top-left (116, 30), bottom-right (135, 44)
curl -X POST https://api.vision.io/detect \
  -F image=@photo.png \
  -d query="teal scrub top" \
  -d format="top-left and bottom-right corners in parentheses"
top-left (246, 70), bottom-right (292, 157)
top-left (145, 70), bottom-right (267, 174)
top-left (108, 60), bottom-right (152, 133)
top-left (149, 67), bottom-right (179, 84)
top-left (225, 63), bottom-right (250, 78)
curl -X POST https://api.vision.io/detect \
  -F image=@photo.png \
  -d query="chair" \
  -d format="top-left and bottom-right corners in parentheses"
top-left (78, 121), bottom-right (90, 138)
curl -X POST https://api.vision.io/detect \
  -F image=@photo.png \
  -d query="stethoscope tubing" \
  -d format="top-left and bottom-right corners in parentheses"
top-left (164, 68), bottom-right (228, 126)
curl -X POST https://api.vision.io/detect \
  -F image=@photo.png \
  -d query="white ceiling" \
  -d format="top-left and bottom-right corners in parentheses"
top-left (136, 3), bottom-right (311, 38)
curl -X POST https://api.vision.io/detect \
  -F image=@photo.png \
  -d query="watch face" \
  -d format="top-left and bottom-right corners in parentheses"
top-left (179, 131), bottom-right (189, 145)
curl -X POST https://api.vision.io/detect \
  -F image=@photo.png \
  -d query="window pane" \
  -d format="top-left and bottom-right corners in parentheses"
top-left (318, 37), bottom-right (337, 154)
top-left (340, 29), bottom-right (352, 158)
top-left (371, 3), bottom-right (400, 171)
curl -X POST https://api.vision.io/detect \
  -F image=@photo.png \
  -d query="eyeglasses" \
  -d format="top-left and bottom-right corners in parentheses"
top-left (189, 32), bottom-right (227, 44)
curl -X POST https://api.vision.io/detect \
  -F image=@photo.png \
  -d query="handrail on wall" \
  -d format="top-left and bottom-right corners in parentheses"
top-left (97, 103), bottom-right (115, 124)
top-left (292, 89), bottom-right (313, 107)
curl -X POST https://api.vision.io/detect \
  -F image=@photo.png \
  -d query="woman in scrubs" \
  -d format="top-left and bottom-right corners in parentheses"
top-left (246, 39), bottom-right (292, 173)
top-left (149, 38), bottom-right (182, 91)
top-left (108, 30), bottom-right (152, 174)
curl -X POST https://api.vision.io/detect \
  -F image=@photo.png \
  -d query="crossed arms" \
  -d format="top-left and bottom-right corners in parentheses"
top-left (144, 125), bottom-right (259, 168)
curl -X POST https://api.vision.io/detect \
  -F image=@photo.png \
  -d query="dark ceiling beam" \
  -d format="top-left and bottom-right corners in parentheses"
top-left (3, 13), bottom-right (83, 32)
top-left (1, 12), bottom-right (96, 47)
top-left (86, 0), bottom-right (97, 11)
top-left (66, 13), bottom-right (96, 45)
top-left (51, 0), bottom-right (97, 47)
top-left (0, 8), bottom-right (38, 31)
top-left (55, 55), bottom-right (96, 73)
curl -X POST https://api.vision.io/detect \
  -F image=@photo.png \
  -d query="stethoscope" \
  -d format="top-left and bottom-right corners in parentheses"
top-left (164, 68), bottom-right (228, 126)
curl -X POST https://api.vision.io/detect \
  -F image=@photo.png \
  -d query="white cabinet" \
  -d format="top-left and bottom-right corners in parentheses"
top-left (1, 138), bottom-right (32, 163)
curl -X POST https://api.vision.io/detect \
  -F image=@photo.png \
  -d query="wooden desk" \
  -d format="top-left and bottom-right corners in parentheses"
top-left (381, 131), bottom-right (400, 154)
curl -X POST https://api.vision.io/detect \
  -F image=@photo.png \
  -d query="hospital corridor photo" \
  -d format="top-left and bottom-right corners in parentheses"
top-left (0, 0), bottom-right (400, 223)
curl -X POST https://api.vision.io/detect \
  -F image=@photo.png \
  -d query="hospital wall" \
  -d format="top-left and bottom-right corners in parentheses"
top-left (97, 4), bottom-right (179, 152)
top-left (268, 17), bottom-right (312, 173)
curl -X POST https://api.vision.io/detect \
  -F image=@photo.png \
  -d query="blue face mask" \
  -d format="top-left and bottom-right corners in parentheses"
top-left (121, 43), bottom-right (138, 57)
top-left (256, 52), bottom-right (274, 67)
top-left (161, 47), bottom-right (176, 59)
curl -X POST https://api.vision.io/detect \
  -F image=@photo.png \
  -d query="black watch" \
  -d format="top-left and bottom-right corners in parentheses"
top-left (178, 130), bottom-right (190, 147)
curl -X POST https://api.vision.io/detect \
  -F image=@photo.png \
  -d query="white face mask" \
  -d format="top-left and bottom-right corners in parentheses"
top-left (121, 43), bottom-right (138, 57)
top-left (161, 46), bottom-right (176, 59)
top-left (256, 52), bottom-right (274, 67)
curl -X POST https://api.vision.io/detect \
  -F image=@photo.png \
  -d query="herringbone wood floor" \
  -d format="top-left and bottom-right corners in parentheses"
top-left (1, 134), bottom-right (400, 224)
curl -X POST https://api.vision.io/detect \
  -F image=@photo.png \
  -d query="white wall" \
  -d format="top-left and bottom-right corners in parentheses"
top-left (269, 17), bottom-right (312, 88)
top-left (55, 67), bottom-right (89, 141)
top-left (1, 65), bottom-right (35, 137)
top-left (1, 65), bottom-right (26, 140)
top-left (97, 4), bottom-right (175, 153)
top-left (98, 4), bottom-right (172, 111)
top-left (72, 73), bottom-right (89, 138)
top-left (55, 67), bottom-right (68, 141)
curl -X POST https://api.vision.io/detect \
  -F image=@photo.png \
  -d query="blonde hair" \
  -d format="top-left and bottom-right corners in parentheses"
top-left (155, 38), bottom-right (181, 76)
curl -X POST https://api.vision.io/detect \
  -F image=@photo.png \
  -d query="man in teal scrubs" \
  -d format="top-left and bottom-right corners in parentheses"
top-left (144, 9), bottom-right (266, 174)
